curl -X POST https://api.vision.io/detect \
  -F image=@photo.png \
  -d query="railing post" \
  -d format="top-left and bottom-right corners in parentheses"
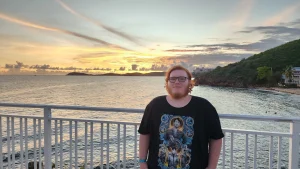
top-left (289, 121), bottom-right (300, 169)
top-left (44, 107), bottom-right (52, 169)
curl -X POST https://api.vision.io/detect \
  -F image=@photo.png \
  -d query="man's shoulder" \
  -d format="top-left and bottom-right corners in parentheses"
top-left (148, 95), bottom-right (166, 105)
top-left (143, 95), bottom-right (165, 111)
top-left (191, 95), bottom-right (211, 105)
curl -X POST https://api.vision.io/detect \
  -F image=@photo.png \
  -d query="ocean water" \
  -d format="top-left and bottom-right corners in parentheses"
top-left (0, 75), bottom-right (300, 168)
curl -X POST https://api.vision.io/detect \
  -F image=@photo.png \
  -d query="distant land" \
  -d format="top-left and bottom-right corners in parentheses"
top-left (67, 72), bottom-right (166, 76)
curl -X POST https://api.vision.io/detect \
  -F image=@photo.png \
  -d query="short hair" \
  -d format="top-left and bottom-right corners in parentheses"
top-left (164, 65), bottom-right (194, 93)
top-left (165, 65), bottom-right (193, 82)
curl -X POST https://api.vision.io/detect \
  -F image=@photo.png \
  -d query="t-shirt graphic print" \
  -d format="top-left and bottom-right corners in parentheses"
top-left (158, 114), bottom-right (194, 169)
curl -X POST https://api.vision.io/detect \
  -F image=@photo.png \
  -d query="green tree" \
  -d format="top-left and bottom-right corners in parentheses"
top-left (284, 65), bottom-right (294, 82)
top-left (257, 66), bottom-right (272, 81)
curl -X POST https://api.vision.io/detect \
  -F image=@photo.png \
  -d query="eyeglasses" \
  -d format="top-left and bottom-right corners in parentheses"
top-left (168, 76), bottom-right (189, 83)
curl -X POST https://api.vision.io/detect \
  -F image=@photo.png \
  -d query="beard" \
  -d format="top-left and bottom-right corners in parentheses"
top-left (166, 84), bottom-right (190, 99)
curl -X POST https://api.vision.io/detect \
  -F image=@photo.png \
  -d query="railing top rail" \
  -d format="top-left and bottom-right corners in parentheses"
top-left (1, 102), bottom-right (300, 122)
top-left (0, 102), bottom-right (144, 113)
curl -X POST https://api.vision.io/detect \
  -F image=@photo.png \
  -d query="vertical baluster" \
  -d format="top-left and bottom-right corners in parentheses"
top-left (277, 136), bottom-right (282, 169)
top-left (222, 132), bottom-right (226, 169)
top-left (75, 121), bottom-right (78, 169)
top-left (55, 120), bottom-right (58, 169)
top-left (107, 123), bottom-right (110, 169)
top-left (7, 117), bottom-right (11, 169)
top-left (84, 122), bottom-right (88, 169)
top-left (100, 123), bottom-right (104, 169)
top-left (34, 119), bottom-right (37, 169)
top-left (230, 132), bottom-right (233, 169)
top-left (38, 119), bottom-right (42, 169)
top-left (269, 136), bottom-right (274, 168)
top-left (117, 124), bottom-right (120, 169)
top-left (254, 134), bottom-right (257, 169)
top-left (20, 118), bottom-right (24, 169)
top-left (123, 124), bottom-right (126, 169)
top-left (69, 121), bottom-right (72, 169)
top-left (25, 118), bottom-right (28, 169)
top-left (134, 125), bottom-right (137, 169)
top-left (60, 120), bottom-right (63, 169)
top-left (90, 122), bottom-right (93, 169)
top-left (245, 134), bottom-right (249, 169)
top-left (12, 117), bottom-right (16, 169)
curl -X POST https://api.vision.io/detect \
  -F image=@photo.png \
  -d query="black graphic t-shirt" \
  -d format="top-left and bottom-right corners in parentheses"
top-left (138, 95), bottom-right (224, 169)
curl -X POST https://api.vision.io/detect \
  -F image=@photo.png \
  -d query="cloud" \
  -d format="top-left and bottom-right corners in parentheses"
top-left (1, 61), bottom-right (117, 75)
top-left (55, 0), bottom-right (142, 46)
top-left (5, 64), bottom-right (14, 69)
top-left (284, 18), bottom-right (300, 27)
top-left (5, 61), bottom-right (27, 69)
top-left (73, 52), bottom-right (117, 64)
top-left (184, 37), bottom-right (285, 52)
top-left (221, 0), bottom-right (255, 28)
top-left (238, 26), bottom-right (300, 36)
top-left (165, 48), bottom-right (220, 53)
top-left (167, 53), bottom-right (250, 66)
top-left (0, 12), bottom-right (129, 50)
top-left (263, 2), bottom-right (300, 26)
top-left (165, 49), bottom-right (204, 52)
top-left (237, 22), bottom-right (300, 43)
top-left (232, 0), bottom-right (255, 27)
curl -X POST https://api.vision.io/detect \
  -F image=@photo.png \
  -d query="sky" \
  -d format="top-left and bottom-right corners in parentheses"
top-left (0, 0), bottom-right (300, 75)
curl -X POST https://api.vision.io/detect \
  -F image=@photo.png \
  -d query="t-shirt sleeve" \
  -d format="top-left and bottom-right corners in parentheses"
top-left (138, 103), bottom-right (152, 135)
top-left (205, 100), bottom-right (224, 140)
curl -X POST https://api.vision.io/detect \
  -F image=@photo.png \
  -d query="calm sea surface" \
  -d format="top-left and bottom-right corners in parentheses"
top-left (1, 75), bottom-right (299, 168)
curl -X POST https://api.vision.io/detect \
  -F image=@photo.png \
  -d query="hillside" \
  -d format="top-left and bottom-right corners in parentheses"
top-left (194, 39), bottom-right (300, 88)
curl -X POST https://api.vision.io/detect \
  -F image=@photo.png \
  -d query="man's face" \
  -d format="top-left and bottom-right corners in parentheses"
top-left (166, 70), bottom-right (190, 99)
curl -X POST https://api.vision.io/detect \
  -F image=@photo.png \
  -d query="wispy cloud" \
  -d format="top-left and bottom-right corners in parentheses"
top-left (184, 37), bottom-right (285, 52)
top-left (263, 2), bottom-right (300, 26)
top-left (165, 48), bottom-right (221, 53)
top-left (233, 0), bottom-right (255, 27)
top-left (238, 22), bottom-right (300, 44)
top-left (165, 49), bottom-right (204, 52)
top-left (222, 0), bottom-right (255, 28)
top-left (170, 53), bottom-right (250, 67)
top-left (0, 12), bottom-right (129, 50)
top-left (55, 0), bottom-right (142, 46)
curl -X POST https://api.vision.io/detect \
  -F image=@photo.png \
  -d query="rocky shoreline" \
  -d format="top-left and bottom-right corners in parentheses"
top-left (257, 87), bottom-right (300, 95)
top-left (194, 80), bottom-right (300, 95)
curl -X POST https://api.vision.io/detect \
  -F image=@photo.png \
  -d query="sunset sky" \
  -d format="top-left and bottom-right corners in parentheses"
top-left (1, 0), bottom-right (300, 74)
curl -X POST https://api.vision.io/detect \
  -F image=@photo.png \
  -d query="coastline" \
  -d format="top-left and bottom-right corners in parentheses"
top-left (256, 87), bottom-right (300, 95)
top-left (195, 83), bottom-right (300, 95)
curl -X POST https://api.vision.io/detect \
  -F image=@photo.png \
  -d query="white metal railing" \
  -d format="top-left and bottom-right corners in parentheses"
top-left (0, 103), bottom-right (299, 169)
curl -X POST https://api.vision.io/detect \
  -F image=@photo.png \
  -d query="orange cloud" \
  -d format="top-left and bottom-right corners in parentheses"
top-left (0, 12), bottom-right (130, 50)
top-left (263, 2), bottom-right (300, 26)
top-left (0, 36), bottom-right (172, 70)
top-left (55, 0), bottom-right (142, 46)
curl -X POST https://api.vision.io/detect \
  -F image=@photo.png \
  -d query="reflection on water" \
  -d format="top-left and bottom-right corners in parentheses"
top-left (0, 76), bottom-right (299, 168)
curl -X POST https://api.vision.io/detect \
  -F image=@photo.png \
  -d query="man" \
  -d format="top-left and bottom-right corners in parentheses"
top-left (138, 65), bottom-right (224, 169)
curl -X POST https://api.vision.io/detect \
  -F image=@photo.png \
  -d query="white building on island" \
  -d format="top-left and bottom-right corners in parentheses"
top-left (282, 67), bottom-right (300, 85)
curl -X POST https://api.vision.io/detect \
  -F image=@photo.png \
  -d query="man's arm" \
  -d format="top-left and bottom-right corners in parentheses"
top-left (206, 138), bottom-right (222, 169)
top-left (139, 134), bottom-right (150, 169)
top-left (139, 134), bottom-right (150, 158)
